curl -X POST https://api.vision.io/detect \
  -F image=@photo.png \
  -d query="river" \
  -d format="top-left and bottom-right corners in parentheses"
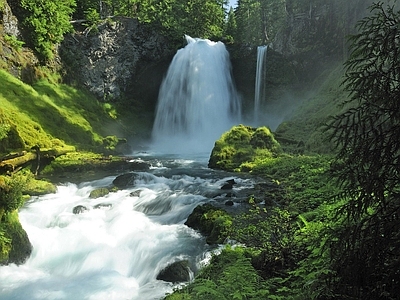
top-left (0, 152), bottom-right (255, 299)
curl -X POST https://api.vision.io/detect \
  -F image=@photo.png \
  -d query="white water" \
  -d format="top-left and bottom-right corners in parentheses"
top-left (151, 36), bottom-right (241, 154)
top-left (0, 155), bottom-right (255, 300)
top-left (254, 45), bottom-right (268, 126)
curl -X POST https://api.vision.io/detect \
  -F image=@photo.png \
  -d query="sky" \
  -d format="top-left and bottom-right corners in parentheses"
top-left (228, 0), bottom-right (237, 8)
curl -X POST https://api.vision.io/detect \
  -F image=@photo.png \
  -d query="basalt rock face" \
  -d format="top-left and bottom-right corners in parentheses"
top-left (60, 17), bottom-right (174, 104)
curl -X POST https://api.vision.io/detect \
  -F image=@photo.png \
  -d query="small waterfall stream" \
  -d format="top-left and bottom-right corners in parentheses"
top-left (254, 45), bottom-right (268, 126)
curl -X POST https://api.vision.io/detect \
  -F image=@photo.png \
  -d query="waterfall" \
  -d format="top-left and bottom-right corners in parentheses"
top-left (151, 36), bottom-right (241, 154)
top-left (254, 45), bottom-right (268, 126)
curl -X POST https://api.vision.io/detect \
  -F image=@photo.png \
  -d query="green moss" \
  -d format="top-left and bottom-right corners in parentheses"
top-left (0, 174), bottom-right (26, 213)
top-left (0, 211), bottom-right (32, 265)
top-left (208, 125), bottom-right (281, 172)
top-left (0, 69), bottom-right (121, 153)
top-left (89, 187), bottom-right (110, 199)
top-left (185, 204), bottom-right (233, 245)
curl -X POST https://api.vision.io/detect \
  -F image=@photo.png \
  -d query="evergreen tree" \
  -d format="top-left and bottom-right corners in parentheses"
top-left (235, 0), bottom-right (285, 46)
top-left (327, 3), bottom-right (400, 298)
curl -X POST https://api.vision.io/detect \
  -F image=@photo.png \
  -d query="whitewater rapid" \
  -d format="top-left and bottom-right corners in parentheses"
top-left (0, 155), bottom-right (254, 300)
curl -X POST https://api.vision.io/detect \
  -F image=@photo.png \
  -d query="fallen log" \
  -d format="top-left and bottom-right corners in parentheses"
top-left (0, 152), bottom-right (37, 173)
top-left (0, 146), bottom-right (75, 174)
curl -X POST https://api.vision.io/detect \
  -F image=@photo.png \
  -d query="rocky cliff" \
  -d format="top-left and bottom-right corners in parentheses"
top-left (60, 18), bottom-right (174, 105)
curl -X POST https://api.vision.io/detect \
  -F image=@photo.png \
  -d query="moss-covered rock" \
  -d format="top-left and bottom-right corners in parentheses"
top-left (89, 187), bottom-right (110, 199)
top-left (208, 125), bottom-right (281, 172)
top-left (185, 204), bottom-right (232, 245)
top-left (0, 211), bottom-right (32, 265)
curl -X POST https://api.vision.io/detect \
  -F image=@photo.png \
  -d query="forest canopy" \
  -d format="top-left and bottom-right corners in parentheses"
top-left (8, 0), bottom-right (380, 60)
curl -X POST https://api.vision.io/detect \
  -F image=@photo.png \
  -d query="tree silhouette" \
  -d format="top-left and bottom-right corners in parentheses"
top-left (327, 3), bottom-right (400, 298)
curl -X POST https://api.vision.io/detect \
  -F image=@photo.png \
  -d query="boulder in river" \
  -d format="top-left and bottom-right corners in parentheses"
top-left (73, 205), bottom-right (88, 214)
top-left (112, 173), bottom-right (137, 189)
top-left (89, 187), bottom-right (110, 199)
top-left (156, 260), bottom-right (191, 283)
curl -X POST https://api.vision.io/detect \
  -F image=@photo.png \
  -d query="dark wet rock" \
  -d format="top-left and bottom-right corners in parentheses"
top-left (128, 160), bottom-right (151, 171)
top-left (225, 200), bottom-right (234, 206)
top-left (112, 173), bottom-right (137, 188)
top-left (156, 260), bottom-right (191, 283)
top-left (89, 187), bottom-right (110, 199)
top-left (130, 190), bottom-right (142, 197)
top-left (221, 179), bottom-right (237, 190)
top-left (93, 203), bottom-right (112, 210)
top-left (73, 205), bottom-right (88, 214)
top-left (60, 17), bottom-right (173, 102)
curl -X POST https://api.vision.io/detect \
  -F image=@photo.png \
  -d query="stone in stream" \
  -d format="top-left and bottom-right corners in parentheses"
top-left (112, 173), bottom-right (137, 189)
top-left (73, 205), bottom-right (88, 214)
top-left (93, 203), bottom-right (113, 210)
top-left (221, 178), bottom-right (237, 190)
top-left (156, 260), bottom-right (191, 283)
top-left (89, 187), bottom-right (110, 199)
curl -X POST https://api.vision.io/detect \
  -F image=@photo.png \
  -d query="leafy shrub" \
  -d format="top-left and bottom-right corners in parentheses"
top-left (0, 174), bottom-right (27, 213)
top-left (19, 0), bottom-right (76, 60)
top-left (4, 35), bottom-right (25, 51)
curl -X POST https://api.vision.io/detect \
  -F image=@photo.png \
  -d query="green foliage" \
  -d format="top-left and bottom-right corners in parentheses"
top-left (235, 0), bottom-right (286, 45)
top-left (185, 204), bottom-right (232, 244)
top-left (74, 0), bottom-right (226, 42)
top-left (208, 125), bottom-right (281, 171)
top-left (0, 225), bottom-right (12, 262)
top-left (325, 3), bottom-right (400, 298)
top-left (84, 8), bottom-right (101, 26)
top-left (167, 247), bottom-right (269, 299)
top-left (0, 174), bottom-right (27, 213)
top-left (4, 35), bottom-right (25, 51)
top-left (19, 0), bottom-right (76, 60)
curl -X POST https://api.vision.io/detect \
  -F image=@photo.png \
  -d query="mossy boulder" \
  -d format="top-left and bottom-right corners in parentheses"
top-left (89, 187), bottom-right (110, 199)
top-left (0, 211), bottom-right (32, 265)
top-left (185, 204), bottom-right (232, 245)
top-left (208, 125), bottom-right (281, 172)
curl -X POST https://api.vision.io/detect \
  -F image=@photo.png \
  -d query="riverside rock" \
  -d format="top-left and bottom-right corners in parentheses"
top-left (156, 260), bottom-right (191, 283)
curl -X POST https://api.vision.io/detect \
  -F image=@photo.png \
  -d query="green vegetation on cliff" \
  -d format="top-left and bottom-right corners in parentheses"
top-left (0, 69), bottom-right (122, 153)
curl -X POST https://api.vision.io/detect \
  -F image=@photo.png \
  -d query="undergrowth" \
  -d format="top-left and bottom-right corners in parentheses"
top-left (167, 154), bottom-right (343, 299)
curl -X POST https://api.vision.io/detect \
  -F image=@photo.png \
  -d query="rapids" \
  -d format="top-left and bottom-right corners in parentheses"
top-left (0, 154), bottom-right (255, 300)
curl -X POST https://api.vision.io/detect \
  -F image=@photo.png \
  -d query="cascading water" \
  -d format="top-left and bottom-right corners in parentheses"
top-left (151, 36), bottom-right (241, 154)
top-left (254, 45), bottom-right (268, 126)
top-left (0, 156), bottom-right (256, 299)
